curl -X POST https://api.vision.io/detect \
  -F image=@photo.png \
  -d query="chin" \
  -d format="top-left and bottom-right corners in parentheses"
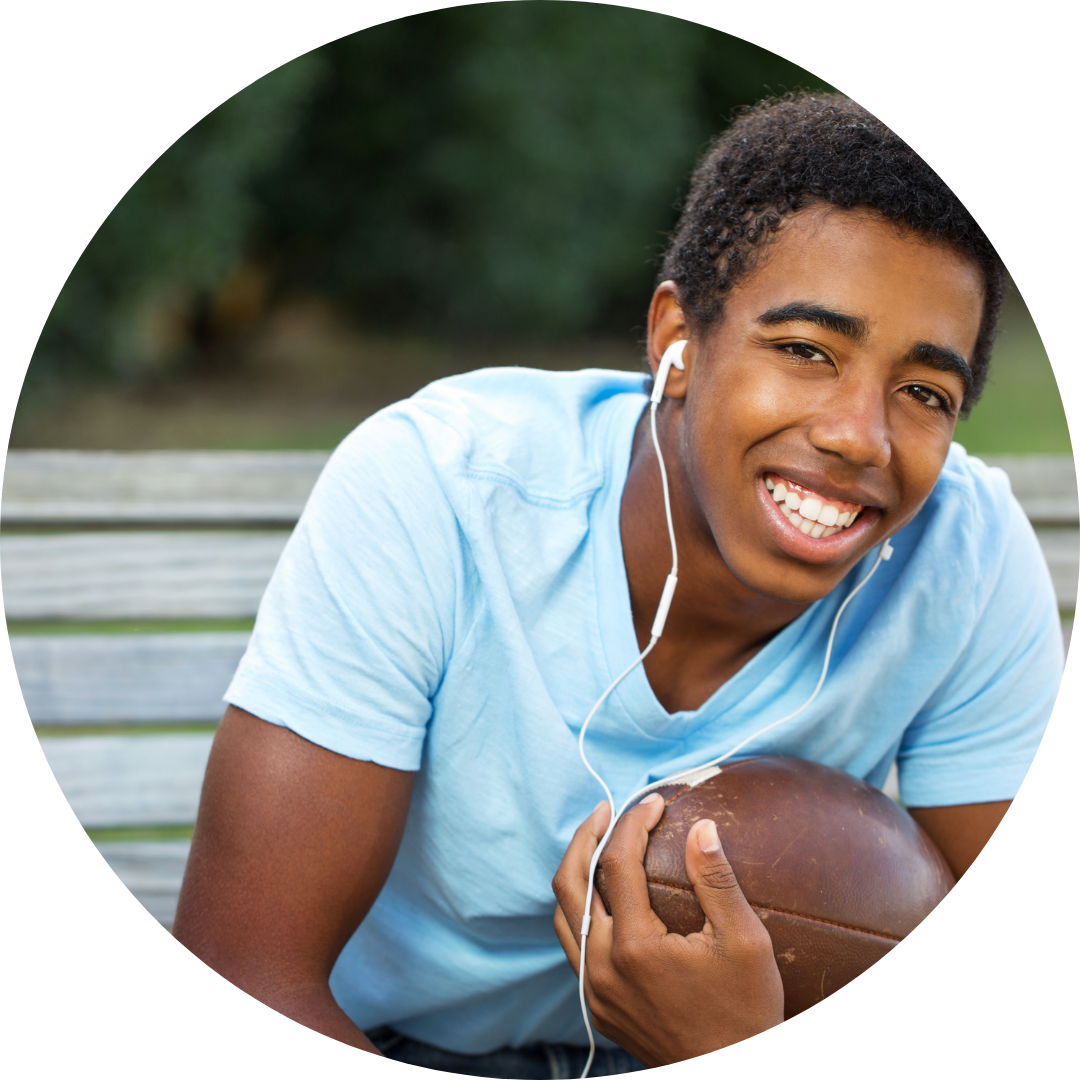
top-left (727, 548), bottom-right (864, 606)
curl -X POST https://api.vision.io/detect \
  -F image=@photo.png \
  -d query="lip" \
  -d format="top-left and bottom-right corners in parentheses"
top-left (763, 467), bottom-right (883, 510)
top-left (757, 473), bottom-right (883, 565)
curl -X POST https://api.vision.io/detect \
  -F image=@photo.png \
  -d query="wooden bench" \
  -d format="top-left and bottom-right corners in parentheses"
top-left (5, 449), bottom-right (1075, 929)
top-left (4, 451), bottom-right (327, 928)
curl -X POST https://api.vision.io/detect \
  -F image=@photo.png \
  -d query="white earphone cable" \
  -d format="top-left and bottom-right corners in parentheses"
top-left (574, 346), bottom-right (893, 1077)
top-left (574, 395), bottom-right (674, 1080)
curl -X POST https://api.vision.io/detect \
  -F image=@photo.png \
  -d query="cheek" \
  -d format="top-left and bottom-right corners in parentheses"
top-left (682, 364), bottom-right (814, 491)
top-left (686, 362), bottom-right (784, 446)
top-left (889, 437), bottom-right (954, 525)
top-left (890, 406), bottom-right (958, 496)
top-left (680, 388), bottom-right (770, 536)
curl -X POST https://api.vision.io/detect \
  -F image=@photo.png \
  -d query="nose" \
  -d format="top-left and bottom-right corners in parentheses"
top-left (807, 384), bottom-right (892, 469)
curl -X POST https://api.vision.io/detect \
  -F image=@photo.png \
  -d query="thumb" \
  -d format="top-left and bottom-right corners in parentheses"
top-left (685, 818), bottom-right (758, 937)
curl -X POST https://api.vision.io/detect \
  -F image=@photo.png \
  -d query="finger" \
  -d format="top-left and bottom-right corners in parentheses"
top-left (553, 902), bottom-right (581, 973)
top-left (597, 792), bottom-right (669, 940)
top-left (685, 819), bottom-right (762, 941)
top-left (551, 800), bottom-right (612, 942)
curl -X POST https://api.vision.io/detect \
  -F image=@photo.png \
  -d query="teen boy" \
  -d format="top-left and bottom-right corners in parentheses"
top-left (173, 94), bottom-right (1062, 1074)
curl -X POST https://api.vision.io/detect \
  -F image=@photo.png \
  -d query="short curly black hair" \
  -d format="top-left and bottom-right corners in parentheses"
top-left (660, 92), bottom-right (1007, 413)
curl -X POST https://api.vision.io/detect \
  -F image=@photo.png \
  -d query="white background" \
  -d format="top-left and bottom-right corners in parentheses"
top-left (1, 1), bottom-right (1076, 1075)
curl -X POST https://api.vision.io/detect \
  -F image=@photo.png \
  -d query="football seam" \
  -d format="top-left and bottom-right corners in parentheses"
top-left (660, 757), bottom-right (762, 806)
top-left (648, 879), bottom-right (903, 941)
top-left (749, 903), bottom-right (902, 942)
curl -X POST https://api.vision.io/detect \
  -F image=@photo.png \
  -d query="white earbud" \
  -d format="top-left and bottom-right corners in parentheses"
top-left (650, 339), bottom-right (687, 404)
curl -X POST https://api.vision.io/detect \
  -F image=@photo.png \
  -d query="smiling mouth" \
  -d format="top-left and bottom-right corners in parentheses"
top-left (764, 473), bottom-right (866, 539)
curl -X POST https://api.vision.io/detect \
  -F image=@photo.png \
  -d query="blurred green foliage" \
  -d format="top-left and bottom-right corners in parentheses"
top-left (29, 3), bottom-right (832, 384)
top-left (955, 294), bottom-right (1071, 455)
top-left (33, 54), bottom-right (326, 382)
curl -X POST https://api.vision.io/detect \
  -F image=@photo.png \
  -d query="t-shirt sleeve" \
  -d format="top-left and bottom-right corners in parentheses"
top-left (224, 405), bottom-right (465, 771)
top-left (896, 469), bottom-right (1065, 807)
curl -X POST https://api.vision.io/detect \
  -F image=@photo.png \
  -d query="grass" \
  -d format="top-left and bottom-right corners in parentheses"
top-left (10, 301), bottom-right (645, 451)
top-left (953, 292), bottom-right (1071, 456)
top-left (8, 618), bottom-right (255, 636)
top-left (86, 824), bottom-right (195, 843)
top-left (35, 722), bottom-right (219, 737)
top-left (9, 291), bottom-right (1069, 456)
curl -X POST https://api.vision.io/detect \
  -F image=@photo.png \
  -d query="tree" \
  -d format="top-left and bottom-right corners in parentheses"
top-left (28, 4), bottom-right (832, 385)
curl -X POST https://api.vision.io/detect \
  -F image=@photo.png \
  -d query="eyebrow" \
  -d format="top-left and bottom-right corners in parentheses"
top-left (907, 341), bottom-right (974, 399)
top-left (756, 303), bottom-right (869, 343)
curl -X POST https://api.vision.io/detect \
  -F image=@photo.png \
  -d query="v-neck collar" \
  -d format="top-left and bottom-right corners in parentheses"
top-left (589, 393), bottom-right (821, 744)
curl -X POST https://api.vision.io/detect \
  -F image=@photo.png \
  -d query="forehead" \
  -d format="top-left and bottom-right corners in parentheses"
top-left (725, 205), bottom-right (985, 358)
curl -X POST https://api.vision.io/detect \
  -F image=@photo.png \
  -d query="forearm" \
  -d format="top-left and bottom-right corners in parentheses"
top-left (171, 708), bottom-right (414, 1056)
top-left (909, 800), bottom-right (1010, 878)
top-left (248, 976), bottom-right (381, 1053)
top-left (173, 913), bottom-right (380, 1053)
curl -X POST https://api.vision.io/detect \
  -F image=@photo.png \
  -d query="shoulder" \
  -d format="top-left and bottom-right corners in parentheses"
top-left (360, 366), bottom-right (648, 502)
top-left (904, 442), bottom-right (1053, 613)
top-left (916, 443), bottom-right (1027, 553)
top-left (302, 366), bottom-right (646, 530)
top-left (931, 443), bottom-right (1015, 517)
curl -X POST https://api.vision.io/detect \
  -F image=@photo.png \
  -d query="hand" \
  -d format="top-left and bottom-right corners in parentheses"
top-left (552, 793), bottom-right (784, 1066)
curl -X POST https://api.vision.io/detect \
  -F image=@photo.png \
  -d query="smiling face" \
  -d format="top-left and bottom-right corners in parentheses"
top-left (650, 204), bottom-right (985, 605)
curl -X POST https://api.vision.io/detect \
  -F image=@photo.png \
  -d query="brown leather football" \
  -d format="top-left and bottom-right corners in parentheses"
top-left (595, 755), bottom-right (955, 1018)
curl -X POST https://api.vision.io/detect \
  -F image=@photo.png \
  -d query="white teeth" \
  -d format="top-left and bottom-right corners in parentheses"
top-left (770, 475), bottom-right (863, 537)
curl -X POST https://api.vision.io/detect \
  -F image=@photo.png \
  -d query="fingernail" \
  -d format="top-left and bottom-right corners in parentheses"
top-left (639, 793), bottom-right (663, 808)
top-left (696, 819), bottom-right (722, 854)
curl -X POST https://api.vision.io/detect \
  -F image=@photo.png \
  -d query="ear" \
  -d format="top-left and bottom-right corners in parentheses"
top-left (647, 282), bottom-right (692, 400)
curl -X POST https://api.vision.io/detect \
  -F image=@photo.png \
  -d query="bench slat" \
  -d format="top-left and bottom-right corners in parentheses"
top-left (38, 733), bottom-right (214, 827)
top-left (3, 450), bottom-right (1075, 526)
top-left (1033, 528), bottom-right (1079, 609)
top-left (2, 450), bottom-right (329, 526)
top-left (1, 531), bottom-right (289, 620)
top-left (981, 455), bottom-right (1078, 525)
top-left (13, 632), bottom-right (248, 724)
top-left (5, 526), bottom-right (1072, 623)
top-left (95, 840), bottom-right (191, 929)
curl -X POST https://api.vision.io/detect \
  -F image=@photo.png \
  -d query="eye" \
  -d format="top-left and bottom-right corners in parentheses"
top-left (779, 343), bottom-right (831, 365)
top-left (903, 384), bottom-right (953, 414)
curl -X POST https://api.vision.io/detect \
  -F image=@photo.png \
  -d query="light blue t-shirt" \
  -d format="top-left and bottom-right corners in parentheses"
top-left (226, 367), bottom-right (1062, 1053)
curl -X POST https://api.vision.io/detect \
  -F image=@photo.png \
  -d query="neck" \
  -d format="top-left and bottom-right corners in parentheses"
top-left (619, 404), bottom-right (809, 713)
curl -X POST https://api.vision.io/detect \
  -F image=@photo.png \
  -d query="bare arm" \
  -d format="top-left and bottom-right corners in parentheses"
top-left (908, 800), bottom-right (1011, 879)
top-left (172, 705), bottom-right (415, 1052)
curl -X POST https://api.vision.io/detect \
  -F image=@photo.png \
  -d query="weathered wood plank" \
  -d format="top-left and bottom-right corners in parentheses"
top-left (982, 454), bottom-right (1078, 526)
top-left (38, 733), bottom-right (214, 828)
top-left (1033, 528), bottom-right (1079, 609)
top-left (95, 840), bottom-right (191, 929)
top-left (2, 450), bottom-right (329, 526)
top-left (4, 524), bottom-right (1072, 622)
top-left (1, 530), bottom-right (289, 620)
top-left (12, 632), bottom-right (248, 724)
top-left (2, 450), bottom-right (1074, 526)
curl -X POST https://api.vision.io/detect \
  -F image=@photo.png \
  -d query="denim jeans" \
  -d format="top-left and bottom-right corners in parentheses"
top-left (366, 1027), bottom-right (648, 1079)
